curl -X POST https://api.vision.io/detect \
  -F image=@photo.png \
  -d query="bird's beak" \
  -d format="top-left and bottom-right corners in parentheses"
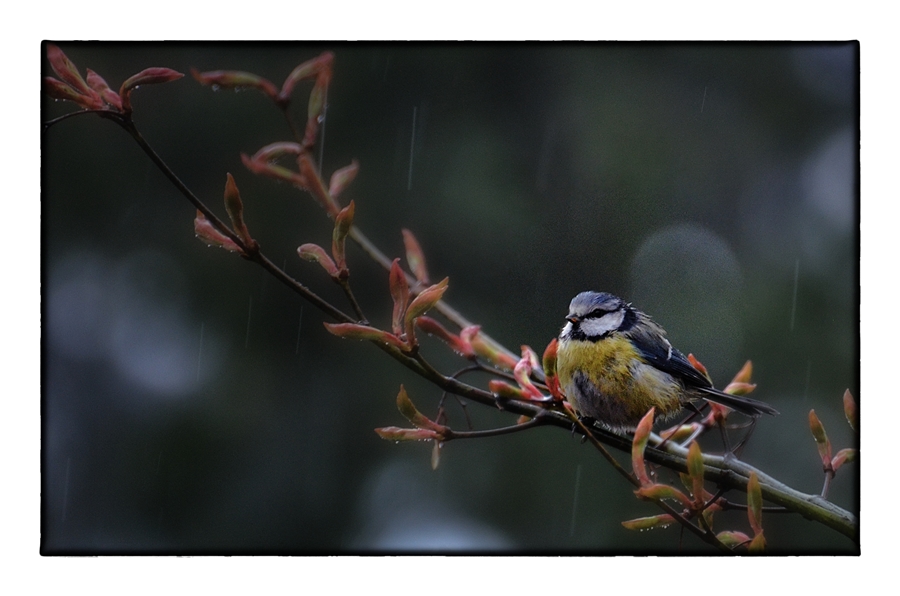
top-left (566, 316), bottom-right (579, 324)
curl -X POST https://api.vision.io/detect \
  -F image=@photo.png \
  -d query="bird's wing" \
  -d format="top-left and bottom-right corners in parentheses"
top-left (625, 325), bottom-right (713, 390)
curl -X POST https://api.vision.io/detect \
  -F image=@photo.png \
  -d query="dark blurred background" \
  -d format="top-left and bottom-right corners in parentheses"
top-left (42, 42), bottom-right (858, 554)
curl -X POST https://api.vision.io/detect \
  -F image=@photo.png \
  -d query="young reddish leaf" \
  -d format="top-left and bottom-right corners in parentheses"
top-left (190, 68), bottom-right (279, 100)
top-left (466, 328), bottom-right (520, 371)
top-left (43, 77), bottom-right (90, 105)
top-left (512, 353), bottom-right (546, 401)
top-left (635, 483), bottom-right (692, 508)
top-left (542, 339), bottom-right (564, 401)
top-left (329, 160), bottom-right (360, 199)
top-left (660, 423), bottom-right (699, 443)
top-left (488, 379), bottom-right (529, 401)
top-left (298, 244), bottom-right (340, 278)
top-left (632, 408), bottom-right (655, 487)
top-left (46, 44), bottom-right (93, 97)
top-left (402, 229), bottom-right (430, 285)
top-left (843, 389), bottom-right (857, 432)
top-left (251, 141), bottom-right (305, 162)
top-left (687, 441), bottom-right (705, 504)
top-left (831, 448), bottom-right (856, 472)
top-left (404, 278), bottom-right (449, 343)
top-left (687, 353), bottom-right (712, 382)
top-left (621, 514), bottom-right (675, 531)
top-left (375, 426), bottom-right (442, 442)
top-left (241, 153), bottom-right (303, 184)
top-left (716, 531), bottom-right (752, 548)
top-left (389, 259), bottom-right (410, 336)
top-left (297, 153), bottom-right (339, 216)
top-left (331, 201), bottom-right (355, 272)
top-left (809, 409), bottom-right (833, 465)
top-left (279, 52), bottom-right (334, 103)
top-left (748, 531), bottom-right (766, 553)
top-left (416, 316), bottom-right (474, 358)
top-left (308, 74), bottom-right (330, 120)
top-left (747, 471), bottom-right (763, 536)
top-left (86, 69), bottom-right (123, 110)
top-left (722, 381), bottom-right (757, 396)
top-left (323, 322), bottom-right (407, 350)
top-left (194, 210), bottom-right (242, 253)
top-left (731, 360), bottom-right (753, 384)
top-left (395, 385), bottom-right (446, 434)
top-left (119, 67), bottom-right (184, 113)
top-left (223, 173), bottom-right (254, 248)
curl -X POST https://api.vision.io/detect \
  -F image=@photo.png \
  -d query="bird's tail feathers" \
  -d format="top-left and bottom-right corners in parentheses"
top-left (699, 387), bottom-right (779, 417)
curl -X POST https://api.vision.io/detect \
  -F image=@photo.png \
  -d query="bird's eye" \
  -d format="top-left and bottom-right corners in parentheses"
top-left (587, 309), bottom-right (610, 319)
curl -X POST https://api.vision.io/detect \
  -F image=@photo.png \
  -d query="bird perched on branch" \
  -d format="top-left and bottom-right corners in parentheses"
top-left (556, 291), bottom-right (778, 430)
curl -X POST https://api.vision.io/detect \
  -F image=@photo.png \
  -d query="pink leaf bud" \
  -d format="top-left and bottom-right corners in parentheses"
top-left (731, 360), bottom-right (754, 384)
top-left (488, 380), bottom-right (529, 401)
top-left (632, 408), bottom-right (655, 487)
top-left (389, 259), bottom-right (410, 336)
top-left (279, 52), bottom-right (334, 104)
top-left (46, 44), bottom-right (93, 97)
top-left (331, 201), bottom-right (355, 273)
top-left (748, 531), bottom-right (766, 553)
top-left (241, 153), bottom-right (303, 185)
top-left (542, 338), bottom-right (563, 401)
top-left (86, 69), bottom-right (123, 110)
top-left (190, 68), bottom-right (279, 100)
top-left (843, 389), bottom-right (857, 432)
top-left (402, 229), bottom-right (430, 285)
top-left (193, 210), bottom-right (242, 253)
top-left (119, 67), bottom-right (184, 113)
top-left (809, 409), bottom-right (833, 466)
top-left (723, 381), bottom-right (757, 396)
top-left (404, 278), bottom-right (449, 345)
top-left (223, 173), bottom-right (255, 248)
top-left (621, 514), bottom-right (675, 531)
top-left (687, 441), bottom-right (705, 504)
top-left (716, 531), bottom-right (752, 548)
top-left (831, 448), bottom-right (856, 472)
top-left (513, 349), bottom-right (547, 401)
top-left (322, 322), bottom-right (407, 351)
top-left (43, 77), bottom-right (90, 106)
top-left (747, 472), bottom-right (763, 536)
top-left (298, 244), bottom-right (340, 278)
top-left (374, 426), bottom-right (442, 442)
top-left (467, 328), bottom-right (519, 371)
top-left (415, 317), bottom-right (474, 358)
top-left (635, 483), bottom-right (693, 508)
top-left (395, 385), bottom-right (446, 434)
top-left (329, 160), bottom-right (360, 199)
top-left (687, 353), bottom-right (712, 383)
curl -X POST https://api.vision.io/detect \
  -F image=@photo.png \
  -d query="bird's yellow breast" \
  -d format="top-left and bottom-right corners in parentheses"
top-left (557, 336), bottom-right (684, 426)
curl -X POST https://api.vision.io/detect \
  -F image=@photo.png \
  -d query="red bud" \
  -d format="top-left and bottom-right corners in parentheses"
top-left (329, 160), bottom-right (360, 199)
top-left (322, 322), bottom-right (407, 350)
top-left (190, 68), bottom-right (279, 100)
top-left (747, 472), bottom-right (763, 536)
top-left (331, 201), bottom-right (355, 272)
top-left (119, 67), bottom-right (184, 113)
top-left (46, 44), bottom-right (93, 97)
top-left (843, 389), bottom-right (857, 432)
top-left (632, 408), bottom-right (655, 487)
top-left (298, 244), bottom-right (340, 278)
top-left (402, 229), bottom-right (430, 285)
top-left (223, 173), bottom-right (254, 248)
top-left (194, 210), bottom-right (242, 253)
top-left (621, 514), bottom-right (675, 531)
top-left (389, 259), bottom-right (410, 336)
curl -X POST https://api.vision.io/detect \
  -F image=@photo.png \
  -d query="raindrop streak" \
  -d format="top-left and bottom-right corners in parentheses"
top-left (700, 86), bottom-right (708, 113)
top-left (62, 457), bottom-right (71, 523)
top-left (245, 296), bottom-right (253, 349)
top-left (804, 360), bottom-right (812, 401)
top-left (569, 464), bottom-right (582, 537)
top-left (407, 106), bottom-right (417, 191)
top-left (790, 259), bottom-right (800, 332)
top-left (295, 307), bottom-right (304, 355)
top-left (196, 322), bottom-right (204, 383)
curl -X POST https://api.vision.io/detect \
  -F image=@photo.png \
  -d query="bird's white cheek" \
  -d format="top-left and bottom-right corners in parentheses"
top-left (560, 321), bottom-right (573, 339)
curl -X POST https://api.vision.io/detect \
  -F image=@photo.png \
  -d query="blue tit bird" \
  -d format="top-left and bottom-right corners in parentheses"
top-left (556, 291), bottom-right (778, 430)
